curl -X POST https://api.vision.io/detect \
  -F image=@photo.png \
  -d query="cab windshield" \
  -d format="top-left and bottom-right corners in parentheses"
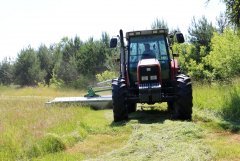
top-left (128, 35), bottom-right (170, 85)
top-left (128, 35), bottom-right (168, 63)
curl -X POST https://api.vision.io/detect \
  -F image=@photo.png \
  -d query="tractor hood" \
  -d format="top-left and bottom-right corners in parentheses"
top-left (137, 58), bottom-right (162, 84)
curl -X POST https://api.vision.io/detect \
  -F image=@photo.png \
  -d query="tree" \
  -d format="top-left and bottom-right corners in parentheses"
top-left (216, 12), bottom-right (228, 33)
top-left (100, 32), bottom-right (119, 72)
top-left (207, 0), bottom-right (240, 28)
top-left (188, 16), bottom-right (216, 62)
top-left (14, 47), bottom-right (46, 86)
top-left (151, 18), bottom-right (169, 30)
top-left (101, 32), bottom-right (110, 47)
top-left (0, 58), bottom-right (14, 85)
top-left (223, 0), bottom-right (240, 28)
top-left (76, 39), bottom-right (107, 75)
top-left (37, 44), bottom-right (54, 85)
top-left (56, 57), bottom-right (79, 84)
top-left (205, 28), bottom-right (240, 79)
top-left (51, 36), bottom-right (83, 85)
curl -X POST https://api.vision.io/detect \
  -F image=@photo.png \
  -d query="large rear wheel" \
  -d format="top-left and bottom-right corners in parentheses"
top-left (112, 78), bottom-right (128, 122)
top-left (173, 74), bottom-right (193, 120)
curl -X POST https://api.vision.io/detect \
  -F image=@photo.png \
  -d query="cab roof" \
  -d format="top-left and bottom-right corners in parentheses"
top-left (126, 29), bottom-right (168, 39)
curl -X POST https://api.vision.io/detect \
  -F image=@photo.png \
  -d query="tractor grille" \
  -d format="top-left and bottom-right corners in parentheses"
top-left (139, 83), bottom-right (161, 89)
top-left (139, 65), bottom-right (160, 84)
top-left (138, 83), bottom-right (161, 103)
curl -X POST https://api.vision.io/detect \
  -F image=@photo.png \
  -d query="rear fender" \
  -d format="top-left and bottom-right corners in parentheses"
top-left (171, 59), bottom-right (180, 80)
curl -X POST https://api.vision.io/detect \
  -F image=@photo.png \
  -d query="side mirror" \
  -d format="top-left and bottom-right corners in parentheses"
top-left (110, 38), bottom-right (117, 48)
top-left (175, 33), bottom-right (185, 43)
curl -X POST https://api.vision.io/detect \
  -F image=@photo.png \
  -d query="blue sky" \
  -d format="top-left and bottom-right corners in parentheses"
top-left (0, 0), bottom-right (225, 61)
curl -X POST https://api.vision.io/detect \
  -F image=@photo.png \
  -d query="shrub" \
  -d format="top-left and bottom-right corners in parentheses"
top-left (70, 75), bottom-right (92, 89)
top-left (27, 134), bottom-right (65, 158)
top-left (96, 70), bottom-right (117, 82)
top-left (49, 72), bottom-right (64, 88)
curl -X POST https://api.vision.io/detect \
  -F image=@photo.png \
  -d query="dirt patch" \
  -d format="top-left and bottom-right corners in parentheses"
top-left (209, 131), bottom-right (240, 143)
top-left (231, 134), bottom-right (240, 142)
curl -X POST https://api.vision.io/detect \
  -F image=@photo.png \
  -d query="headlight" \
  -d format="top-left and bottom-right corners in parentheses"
top-left (150, 75), bottom-right (157, 80)
top-left (141, 76), bottom-right (148, 81)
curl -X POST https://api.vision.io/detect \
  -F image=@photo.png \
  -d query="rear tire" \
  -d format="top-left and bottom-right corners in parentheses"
top-left (127, 103), bottom-right (137, 113)
top-left (112, 78), bottom-right (128, 122)
top-left (167, 101), bottom-right (174, 112)
top-left (173, 74), bottom-right (193, 120)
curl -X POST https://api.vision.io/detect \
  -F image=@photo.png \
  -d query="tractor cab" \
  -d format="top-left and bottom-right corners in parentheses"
top-left (126, 29), bottom-right (171, 87)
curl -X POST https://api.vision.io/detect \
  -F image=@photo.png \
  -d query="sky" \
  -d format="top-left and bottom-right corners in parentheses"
top-left (0, 0), bottom-right (225, 61)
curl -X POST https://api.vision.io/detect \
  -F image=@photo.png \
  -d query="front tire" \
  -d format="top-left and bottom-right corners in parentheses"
top-left (112, 78), bottom-right (128, 122)
top-left (173, 74), bottom-right (193, 120)
top-left (127, 103), bottom-right (137, 113)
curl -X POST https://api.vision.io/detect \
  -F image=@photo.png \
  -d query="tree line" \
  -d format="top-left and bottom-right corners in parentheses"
top-left (0, 0), bottom-right (240, 87)
top-left (0, 33), bottom-right (118, 87)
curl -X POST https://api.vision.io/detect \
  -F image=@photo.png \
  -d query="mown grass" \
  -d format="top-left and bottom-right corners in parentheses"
top-left (94, 118), bottom-right (214, 161)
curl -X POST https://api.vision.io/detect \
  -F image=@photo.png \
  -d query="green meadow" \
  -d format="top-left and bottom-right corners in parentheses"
top-left (0, 80), bottom-right (240, 161)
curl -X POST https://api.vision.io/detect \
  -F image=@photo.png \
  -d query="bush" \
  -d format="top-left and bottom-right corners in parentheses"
top-left (205, 28), bottom-right (240, 80)
top-left (27, 134), bottom-right (65, 158)
top-left (49, 72), bottom-right (64, 88)
top-left (96, 70), bottom-right (117, 82)
top-left (70, 75), bottom-right (93, 89)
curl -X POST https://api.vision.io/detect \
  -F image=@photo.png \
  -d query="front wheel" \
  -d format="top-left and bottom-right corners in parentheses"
top-left (112, 79), bottom-right (128, 122)
top-left (173, 74), bottom-right (193, 120)
top-left (167, 101), bottom-right (174, 112)
top-left (127, 103), bottom-right (137, 113)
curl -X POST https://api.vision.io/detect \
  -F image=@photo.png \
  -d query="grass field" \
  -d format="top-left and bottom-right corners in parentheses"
top-left (0, 81), bottom-right (240, 161)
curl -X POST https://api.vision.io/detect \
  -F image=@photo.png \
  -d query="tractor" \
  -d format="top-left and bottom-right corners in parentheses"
top-left (110, 29), bottom-right (192, 122)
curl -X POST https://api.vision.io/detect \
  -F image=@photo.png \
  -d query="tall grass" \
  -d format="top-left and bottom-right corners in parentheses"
top-left (221, 85), bottom-right (240, 122)
top-left (0, 86), bottom-right (130, 161)
top-left (193, 79), bottom-right (240, 131)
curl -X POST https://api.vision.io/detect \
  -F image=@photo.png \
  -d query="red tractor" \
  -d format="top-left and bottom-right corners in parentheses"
top-left (110, 29), bottom-right (192, 122)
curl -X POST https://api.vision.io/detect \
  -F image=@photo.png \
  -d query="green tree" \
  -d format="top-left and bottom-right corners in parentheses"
top-left (56, 57), bottom-right (79, 84)
top-left (173, 43), bottom-right (210, 80)
top-left (207, 0), bottom-right (240, 28)
top-left (224, 0), bottom-right (240, 28)
top-left (216, 12), bottom-right (228, 33)
top-left (50, 36), bottom-right (83, 85)
top-left (205, 28), bottom-right (240, 80)
top-left (100, 32), bottom-right (119, 72)
top-left (151, 18), bottom-right (169, 30)
top-left (76, 39), bottom-right (107, 75)
top-left (0, 58), bottom-right (14, 85)
top-left (101, 32), bottom-right (110, 47)
top-left (37, 44), bottom-right (54, 85)
top-left (188, 16), bottom-right (216, 62)
top-left (14, 47), bottom-right (46, 86)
